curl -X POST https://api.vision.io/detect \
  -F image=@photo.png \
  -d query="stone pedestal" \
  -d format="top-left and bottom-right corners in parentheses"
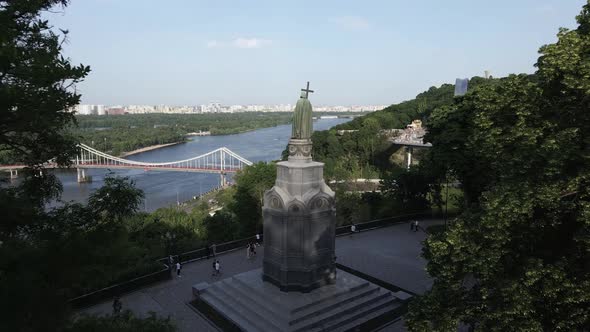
top-left (262, 139), bottom-right (336, 292)
top-left (193, 268), bottom-right (406, 332)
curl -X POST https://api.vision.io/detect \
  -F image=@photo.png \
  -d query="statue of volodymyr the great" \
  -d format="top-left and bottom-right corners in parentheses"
top-left (292, 83), bottom-right (314, 139)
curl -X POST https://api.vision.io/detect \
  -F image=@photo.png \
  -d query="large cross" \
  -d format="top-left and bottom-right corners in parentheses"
top-left (301, 81), bottom-right (314, 98)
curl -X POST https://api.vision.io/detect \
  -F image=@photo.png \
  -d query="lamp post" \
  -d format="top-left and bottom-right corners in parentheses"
top-left (444, 173), bottom-right (449, 228)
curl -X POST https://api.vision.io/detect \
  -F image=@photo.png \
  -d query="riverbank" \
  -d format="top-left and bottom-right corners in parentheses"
top-left (119, 141), bottom-right (184, 157)
top-left (58, 118), bottom-right (351, 212)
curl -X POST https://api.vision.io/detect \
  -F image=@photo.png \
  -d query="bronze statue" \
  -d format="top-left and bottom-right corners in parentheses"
top-left (291, 82), bottom-right (314, 139)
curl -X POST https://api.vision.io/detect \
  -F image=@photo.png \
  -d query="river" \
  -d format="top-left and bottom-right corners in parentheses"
top-left (53, 118), bottom-right (349, 211)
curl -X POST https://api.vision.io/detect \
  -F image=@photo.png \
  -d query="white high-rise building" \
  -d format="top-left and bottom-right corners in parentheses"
top-left (76, 104), bottom-right (93, 115)
top-left (95, 105), bottom-right (105, 115)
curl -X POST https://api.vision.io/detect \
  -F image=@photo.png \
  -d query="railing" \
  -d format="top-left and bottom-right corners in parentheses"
top-left (69, 210), bottom-right (450, 310)
top-left (68, 263), bottom-right (171, 309)
top-left (334, 211), bottom-right (435, 235)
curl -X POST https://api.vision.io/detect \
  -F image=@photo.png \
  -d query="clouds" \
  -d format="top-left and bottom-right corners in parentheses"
top-left (205, 15), bottom-right (370, 50)
top-left (206, 38), bottom-right (272, 49)
top-left (331, 16), bottom-right (370, 30)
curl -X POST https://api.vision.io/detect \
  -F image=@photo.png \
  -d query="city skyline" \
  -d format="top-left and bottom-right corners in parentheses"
top-left (73, 102), bottom-right (386, 115)
top-left (48, 0), bottom-right (585, 105)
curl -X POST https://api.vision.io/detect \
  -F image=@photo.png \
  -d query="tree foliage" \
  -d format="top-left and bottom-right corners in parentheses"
top-left (380, 166), bottom-right (433, 212)
top-left (310, 77), bottom-right (494, 180)
top-left (229, 161), bottom-right (277, 237)
top-left (63, 311), bottom-right (175, 332)
top-left (0, 0), bottom-right (89, 167)
top-left (0, 3), bottom-right (180, 331)
top-left (88, 173), bottom-right (145, 222)
top-left (406, 4), bottom-right (590, 330)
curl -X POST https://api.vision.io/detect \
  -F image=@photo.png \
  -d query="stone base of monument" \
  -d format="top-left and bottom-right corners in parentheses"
top-left (192, 268), bottom-right (409, 332)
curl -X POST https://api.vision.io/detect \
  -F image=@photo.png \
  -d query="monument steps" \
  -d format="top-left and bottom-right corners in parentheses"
top-left (305, 293), bottom-right (398, 332)
top-left (219, 278), bottom-right (288, 329)
top-left (199, 291), bottom-right (262, 332)
top-left (231, 273), bottom-right (290, 314)
top-left (289, 284), bottom-right (379, 325)
top-left (202, 284), bottom-right (282, 332)
top-left (291, 281), bottom-right (371, 315)
top-left (224, 273), bottom-right (392, 331)
top-left (334, 305), bottom-right (400, 332)
top-left (230, 271), bottom-right (389, 329)
top-left (291, 289), bottom-right (396, 332)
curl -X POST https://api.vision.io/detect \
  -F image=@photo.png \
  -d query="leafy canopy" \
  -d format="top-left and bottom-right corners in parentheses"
top-left (406, 3), bottom-right (590, 330)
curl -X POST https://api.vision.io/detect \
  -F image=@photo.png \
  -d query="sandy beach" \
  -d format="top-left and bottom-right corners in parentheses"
top-left (119, 141), bottom-right (183, 157)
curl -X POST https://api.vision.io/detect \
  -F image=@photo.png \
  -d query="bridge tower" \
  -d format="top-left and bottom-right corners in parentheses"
top-left (9, 169), bottom-right (18, 180)
top-left (77, 168), bottom-right (92, 183)
top-left (406, 147), bottom-right (413, 170)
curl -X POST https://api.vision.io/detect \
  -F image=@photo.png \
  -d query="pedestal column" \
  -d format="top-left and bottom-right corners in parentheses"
top-left (262, 139), bottom-right (336, 292)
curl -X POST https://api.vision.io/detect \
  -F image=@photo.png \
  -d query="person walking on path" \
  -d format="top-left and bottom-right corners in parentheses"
top-left (250, 242), bottom-right (256, 257)
top-left (176, 262), bottom-right (182, 277)
top-left (112, 297), bottom-right (122, 315)
top-left (211, 260), bottom-right (216, 276)
top-left (410, 221), bottom-right (415, 231)
top-left (246, 243), bottom-right (251, 259)
top-left (350, 224), bottom-right (357, 236)
top-left (214, 260), bottom-right (221, 276)
top-left (255, 233), bottom-right (261, 246)
top-left (414, 220), bottom-right (419, 232)
top-left (211, 243), bottom-right (217, 258)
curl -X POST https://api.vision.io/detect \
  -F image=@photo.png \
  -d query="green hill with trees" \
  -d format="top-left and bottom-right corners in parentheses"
top-left (309, 76), bottom-right (495, 180)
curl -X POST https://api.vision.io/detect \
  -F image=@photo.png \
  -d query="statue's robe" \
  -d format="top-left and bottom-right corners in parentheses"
top-left (292, 96), bottom-right (313, 139)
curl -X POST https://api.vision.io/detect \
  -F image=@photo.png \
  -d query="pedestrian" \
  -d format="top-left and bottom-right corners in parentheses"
top-left (246, 243), bottom-right (251, 259)
top-left (255, 233), bottom-right (261, 246)
top-left (212, 260), bottom-right (216, 276)
top-left (414, 220), bottom-right (419, 232)
top-left (250, 242), bottom-right (256, 256)
top-left (410, 221), bottom-right (415, 231)
top-left (176, 261), bottom-right (182, 277)
top-left (350, 224), bottom-right (356, 236)
top-left (112, 296), bottom-right (122, 315)
top-left (214, 260), bottom-right (220, 276)
top-left (211, 243), bottom-right (217, 258)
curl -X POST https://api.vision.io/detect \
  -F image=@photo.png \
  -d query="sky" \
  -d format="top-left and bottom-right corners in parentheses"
top-left (47, 0), bottom-right (587, 106)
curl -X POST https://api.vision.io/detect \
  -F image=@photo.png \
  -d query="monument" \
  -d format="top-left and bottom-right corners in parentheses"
top-left (262, 81), bottom-right (337, 292)
top-left (192, 83), bottom-right (407, 331)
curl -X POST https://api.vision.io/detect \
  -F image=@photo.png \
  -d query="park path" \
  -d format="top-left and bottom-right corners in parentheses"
top-left (81, 219), bottom-right (442, 332)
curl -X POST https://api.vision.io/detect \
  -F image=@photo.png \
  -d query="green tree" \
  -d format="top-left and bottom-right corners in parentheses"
top-left (202, 210), bottom-right (238, 243)
top-left (0, 0), bottom-right (90, 235)
top-left (63, 311), bottom-right (176, 332)
top-left (406, 4), bottom-right (590, 330)
top-left (0, 0), bottom-right (89, 179)
top-left (230, 162), bottom-right (276, 237)
top-left (381, 166), bottom-right (432, 212)
top-left (88, 173), bottom-right (145, 222)
top-left (0, 2), bottom-right (91, 330)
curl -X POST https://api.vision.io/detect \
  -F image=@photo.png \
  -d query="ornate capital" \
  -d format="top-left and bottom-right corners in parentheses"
top-left (288, 139), bottom-right (312, 162)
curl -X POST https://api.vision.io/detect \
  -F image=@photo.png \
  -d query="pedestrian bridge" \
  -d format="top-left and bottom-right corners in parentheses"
top-left (0, 143), bottom-right (253, 183)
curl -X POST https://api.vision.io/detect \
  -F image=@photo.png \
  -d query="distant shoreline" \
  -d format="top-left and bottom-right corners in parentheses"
top-left (119, 142), bottom-right (183, 157)
top-left (116, 118), bottom-right (343, 158)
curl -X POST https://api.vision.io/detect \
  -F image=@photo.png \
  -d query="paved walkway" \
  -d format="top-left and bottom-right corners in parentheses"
top-left (81, 219), bottom-right (442, 331)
